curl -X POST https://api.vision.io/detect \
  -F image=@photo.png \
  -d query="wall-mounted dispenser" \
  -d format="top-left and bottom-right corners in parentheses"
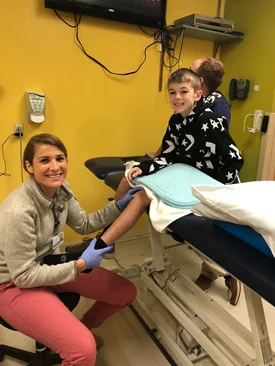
top-left (26, 92), bottom-right (45, 123)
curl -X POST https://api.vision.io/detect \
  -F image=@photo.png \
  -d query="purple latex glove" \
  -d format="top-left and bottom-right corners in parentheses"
top-left (79, 238), bottom-right (114, 269)
top-left (116, 187), bottom-right (144, 211)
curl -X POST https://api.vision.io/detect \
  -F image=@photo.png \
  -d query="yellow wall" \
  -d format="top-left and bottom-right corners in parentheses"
top-left (0, 0), bottom-right (222, 241)
top-left (221, 0), bottom-right (275, 182)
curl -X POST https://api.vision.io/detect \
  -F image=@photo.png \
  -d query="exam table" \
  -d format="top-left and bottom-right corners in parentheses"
top-left (85, 156), bottom-right (275, 366)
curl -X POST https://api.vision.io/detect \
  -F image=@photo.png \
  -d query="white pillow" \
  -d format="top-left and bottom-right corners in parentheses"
top-left (192, 202), bottom-right (241, 223)
top-left (191, 181), bottom-right (275, 256)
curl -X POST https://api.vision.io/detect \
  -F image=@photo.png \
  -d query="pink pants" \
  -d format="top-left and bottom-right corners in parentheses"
top-left (0, 267), bottom-right (137, 366)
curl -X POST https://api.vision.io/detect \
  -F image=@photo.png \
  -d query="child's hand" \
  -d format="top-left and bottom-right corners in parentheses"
top-left (145, 152), bottom-right (158, 159)
top-left (128, 167), bottom-right (142, 184)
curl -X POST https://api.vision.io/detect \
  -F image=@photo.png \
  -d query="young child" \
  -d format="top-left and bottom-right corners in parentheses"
top-left (146, 57), bottom-right (230, 159)
top-left (95, 68), bottom-right (244, 248)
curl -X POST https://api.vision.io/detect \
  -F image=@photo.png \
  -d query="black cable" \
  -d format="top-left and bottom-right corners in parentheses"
top-left (158, 30), bottom-right (172, 51)
top-left (150, 269), bottom-right (180, 293)
top-left (159, 28), bottom-right (182, 71)
top-left (149, 272), bottom-right (162, 289)
top-left (162, 268), bottom-right (180, 293)
top-left (19, 134), bottom-right (24, 183)
top-left (54, 10), bottom-right (81, 28)
top-left (213, 44), bottom-right (221, 58)
top-left (54, 9), bottom-right (186, 78)
top-left (164, 53), bottom-right (172, 73)
top-left (54, 10), bottom-right (158, 76)
top-left (0, 134), bottom-right (14, 177)
top-left (129, 305), bottom-right (177, 366)
top-left (138, 25), bottom-right (159, 37)
top-left (169, 30), bottom-right (182, 69)
top-left (177, 29), bottom-right (185, 69)
top-left (75, 25), bottom-right (158, 76)
top-left (163, 53), bottom-right (179, 69)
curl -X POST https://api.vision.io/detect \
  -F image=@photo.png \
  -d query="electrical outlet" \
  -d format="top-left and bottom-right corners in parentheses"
top-left (13, 124), bottom-right (24, 137)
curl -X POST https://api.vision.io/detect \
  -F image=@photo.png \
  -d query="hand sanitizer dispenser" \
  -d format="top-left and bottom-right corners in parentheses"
top-left (26, 92), bottom-right (45, 123)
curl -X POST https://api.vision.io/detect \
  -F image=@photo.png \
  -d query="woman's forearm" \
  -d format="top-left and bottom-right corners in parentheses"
top-left (76, 258), bottom-right (86, 272)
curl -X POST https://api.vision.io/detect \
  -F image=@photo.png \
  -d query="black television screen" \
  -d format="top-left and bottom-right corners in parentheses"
top-left (45, 0), bottom-right (167, 29)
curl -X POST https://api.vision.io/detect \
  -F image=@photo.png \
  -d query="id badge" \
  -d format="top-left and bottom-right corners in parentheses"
top-left (52, 231), bottom-right (64, 250)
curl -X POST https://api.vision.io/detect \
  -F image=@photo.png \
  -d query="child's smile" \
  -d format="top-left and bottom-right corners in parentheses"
top-left (168, 82), bottom-right (202, 117)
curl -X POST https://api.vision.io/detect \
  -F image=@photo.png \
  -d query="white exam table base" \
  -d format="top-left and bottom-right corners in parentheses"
top-left (116, 220), bottom-right (275, 366)
top-left (244, 286), bottom-right (274, 365)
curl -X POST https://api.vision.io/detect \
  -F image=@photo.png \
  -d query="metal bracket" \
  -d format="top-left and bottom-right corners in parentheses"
top-left (117, 256), bottom-right (171, 279)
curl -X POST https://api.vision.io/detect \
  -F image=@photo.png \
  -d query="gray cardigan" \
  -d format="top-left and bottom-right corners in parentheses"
top-left (0, 178), bottom-right (120, 288)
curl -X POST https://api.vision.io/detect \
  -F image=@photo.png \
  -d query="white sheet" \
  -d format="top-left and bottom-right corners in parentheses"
top-left (191, 181), bottom-right (275, 257)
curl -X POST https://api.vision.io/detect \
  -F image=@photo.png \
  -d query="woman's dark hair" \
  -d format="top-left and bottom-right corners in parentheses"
top-left (23, 133), bottom-right (67, 172)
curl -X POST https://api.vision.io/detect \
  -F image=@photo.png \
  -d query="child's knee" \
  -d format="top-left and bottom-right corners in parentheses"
top-left (135, 190), bottom-right (151, 206)
top-left (121, 176), bottom-right (130, 187)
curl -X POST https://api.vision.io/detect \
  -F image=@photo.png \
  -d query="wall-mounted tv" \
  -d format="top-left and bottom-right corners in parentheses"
top-left (45, 0), bottom-right (167, 29)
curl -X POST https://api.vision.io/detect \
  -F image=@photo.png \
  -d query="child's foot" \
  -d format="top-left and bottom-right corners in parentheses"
top-left (224, 276), bottom-right (241, 306)
top-left (195, 274), bottom-right (215, 292)
top-left (103, 244), bottom-right (115, 259)
top-left (65, 238), bottom-right (90, 253)
top-left (95, 225), bottom-right (116, 259)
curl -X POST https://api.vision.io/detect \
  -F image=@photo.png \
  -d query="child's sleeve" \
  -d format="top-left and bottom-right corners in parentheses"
top-left (138, 115), bottom-right (181, 176)
top-left (207, 116), bottom-right (244, 184)
top-left (137, 153), bottom-right (177, 176)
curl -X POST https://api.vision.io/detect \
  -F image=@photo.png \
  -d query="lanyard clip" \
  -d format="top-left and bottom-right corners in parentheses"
top-left (54, 220), bottom-right (60, 231)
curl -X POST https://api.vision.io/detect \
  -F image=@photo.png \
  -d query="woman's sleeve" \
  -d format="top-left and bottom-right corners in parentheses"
top-left (66, 197), bottom-right (121, 234)
top-left (2, 210), bottom-right (77, 289)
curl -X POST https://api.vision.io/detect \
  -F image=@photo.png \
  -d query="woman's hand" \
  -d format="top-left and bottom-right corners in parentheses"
top-left (79, 238), bottom-right (113, 270)
top-left (127, 167), bottom-right (142, 184)
top-left (116, 187), bottom-right (144, 211)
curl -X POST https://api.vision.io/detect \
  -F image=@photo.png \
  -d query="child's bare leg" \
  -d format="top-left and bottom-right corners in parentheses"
top-left (114, 177), bottom-right (132, 200)
top-left (101, 190), bottom-right (150, 245)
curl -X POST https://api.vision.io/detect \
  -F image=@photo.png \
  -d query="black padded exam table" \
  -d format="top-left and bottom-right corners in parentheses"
top-left (85, 155), bottom-right (275, 366)
top-left (85, 155), bottom-right (275, 307)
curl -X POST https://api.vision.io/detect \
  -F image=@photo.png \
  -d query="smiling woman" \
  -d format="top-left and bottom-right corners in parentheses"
top-left (0, 133), bottom-right (138, 366)
top-left (23, 135), bottom-right (68, 199)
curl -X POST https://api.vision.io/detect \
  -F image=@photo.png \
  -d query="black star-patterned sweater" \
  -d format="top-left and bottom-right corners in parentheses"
top-left (138, 98), bottom-right (244, 184)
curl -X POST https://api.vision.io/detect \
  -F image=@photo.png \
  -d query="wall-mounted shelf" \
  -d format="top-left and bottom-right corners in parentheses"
top-left (157, 24), bottom-right (244, 92)
top-left (167, 24), bottom-right (244, 44)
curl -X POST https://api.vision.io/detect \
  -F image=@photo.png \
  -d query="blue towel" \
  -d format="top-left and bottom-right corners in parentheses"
top-left (135, 163), bottom-right (222, 209)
